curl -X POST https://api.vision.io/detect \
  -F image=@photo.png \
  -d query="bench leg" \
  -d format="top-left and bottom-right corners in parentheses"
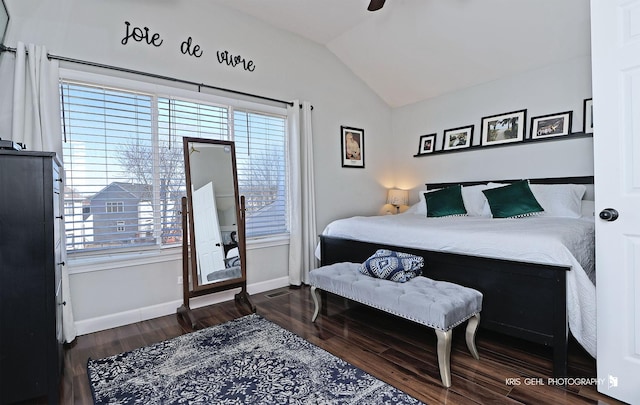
top-left (465, 314), bottom-right (480, 360)
top-left (311, 286), bottom-right (321, 322)
top-left (435, 329), bottom-right (452, 388)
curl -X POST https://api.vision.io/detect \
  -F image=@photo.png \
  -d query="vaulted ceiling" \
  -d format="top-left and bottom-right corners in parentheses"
top-left (214, 0), bottom-right (592, 108)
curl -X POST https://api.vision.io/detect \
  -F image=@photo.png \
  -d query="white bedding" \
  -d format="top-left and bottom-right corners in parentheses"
top-left (317, 213), bottom-right (596, 357)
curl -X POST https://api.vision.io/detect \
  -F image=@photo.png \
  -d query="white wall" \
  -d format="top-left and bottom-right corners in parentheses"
top-left (0, 0), bottom-right (392, 333)
top-left (391, 55), bottom-right (594, 204)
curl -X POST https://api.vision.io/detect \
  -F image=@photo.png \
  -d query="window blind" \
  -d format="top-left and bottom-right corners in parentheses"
top-left (61, 82), bottom-right (158, 252)
top-left (234, 110), bottom-right (288, 237)
top-left (61, 80), bottom-right (288, 255)
top-left (156, 97), bottom-right (229, 245)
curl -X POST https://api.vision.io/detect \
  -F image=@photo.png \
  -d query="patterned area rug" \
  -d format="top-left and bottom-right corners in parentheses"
top-left (87, 314), bottom-right (424, 404)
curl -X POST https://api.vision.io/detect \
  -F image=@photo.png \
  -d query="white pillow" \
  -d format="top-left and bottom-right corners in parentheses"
top-left (528, 184), bottom-right (586, 218)
top-left (407, 183), bottom-right (501, 217)
top-left (407, 189), bottom-right (431, 215)
top-left (404, 200), bottom-right (423, 215)
top-left (459, 184), bottom-right (488, 216)
top-left (581, 200), bottom-right (595, 217)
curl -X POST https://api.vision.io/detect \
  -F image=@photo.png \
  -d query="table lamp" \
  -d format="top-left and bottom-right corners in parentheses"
top-left (387, 188), bottom-right (409, 214)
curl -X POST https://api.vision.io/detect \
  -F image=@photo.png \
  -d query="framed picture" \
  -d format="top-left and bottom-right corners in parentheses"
top-left (341, 126), bottom-right (364, 168)
top-left (417, 133), bottom-right (436, 155)
top-left (480, 109), bottom-right (527, 146)
top-left (583, 98), bottom-right (593, 134)
top-left (442, 125), bottom-right (473, 150)
top-left (530, 111), bottom-right (573, 140)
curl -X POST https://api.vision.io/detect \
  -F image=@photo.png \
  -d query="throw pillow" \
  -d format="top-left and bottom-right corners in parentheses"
top-left (425, 184), bottom-right (468, 217)
top-left (482, 180), bottom-right (544, 218)
top-left (359, 249), bottom-right (424, 283)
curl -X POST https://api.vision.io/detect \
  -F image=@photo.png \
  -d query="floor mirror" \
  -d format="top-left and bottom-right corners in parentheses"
top-left (177, 137), bottom-right (254, 328)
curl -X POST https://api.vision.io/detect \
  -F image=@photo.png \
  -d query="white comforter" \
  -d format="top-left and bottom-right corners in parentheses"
top-left (317, 214), bottom-right (596, 357)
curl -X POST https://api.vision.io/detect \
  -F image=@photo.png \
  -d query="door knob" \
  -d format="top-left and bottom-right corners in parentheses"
top-left (599, 208), bottom-right (619, 221)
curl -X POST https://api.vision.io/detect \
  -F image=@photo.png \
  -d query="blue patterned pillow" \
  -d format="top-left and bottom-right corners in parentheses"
top-left (359, 249), bottom-right (424, 283)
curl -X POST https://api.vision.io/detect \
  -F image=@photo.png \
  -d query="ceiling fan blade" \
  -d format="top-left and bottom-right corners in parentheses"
top-left (368, 0), bottom-right (386, 11)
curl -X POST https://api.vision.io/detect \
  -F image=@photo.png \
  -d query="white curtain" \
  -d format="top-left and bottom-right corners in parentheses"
top-left (11, 42), bottom-right (63, 157)
top-left (11, 42), bottom-right (76, 343)
top-left (287, 101), bottom-right (318, 285)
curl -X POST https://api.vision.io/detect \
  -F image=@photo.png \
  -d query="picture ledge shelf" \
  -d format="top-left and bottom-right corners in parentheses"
top-left (413, 132), bottom-right (593, 158)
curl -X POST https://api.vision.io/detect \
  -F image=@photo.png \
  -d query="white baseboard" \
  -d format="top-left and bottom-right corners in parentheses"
top-left (74, 276), bottom-right (290, 336)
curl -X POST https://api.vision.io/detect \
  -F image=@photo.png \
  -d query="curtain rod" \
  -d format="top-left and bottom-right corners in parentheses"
top-left (0, 44), bottom-right (307, 109)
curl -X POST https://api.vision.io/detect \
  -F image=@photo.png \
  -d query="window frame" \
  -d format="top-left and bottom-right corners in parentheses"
top-left (59, 68), bottom-right (291, 270)
top-left (116, 221), bottom-right (126, 232)
top-left (106, 201), bottom-right (125, 214)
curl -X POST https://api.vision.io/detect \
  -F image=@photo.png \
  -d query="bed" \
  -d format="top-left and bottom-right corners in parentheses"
top-left (316, 176), bottom-right (596, 378)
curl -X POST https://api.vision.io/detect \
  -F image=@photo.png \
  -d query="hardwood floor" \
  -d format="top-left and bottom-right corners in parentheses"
top-left (27, 286), bottom-right (626, 404)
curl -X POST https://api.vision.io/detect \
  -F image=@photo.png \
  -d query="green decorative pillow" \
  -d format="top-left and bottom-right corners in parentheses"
top-left (425, 184), bottom-right (468, 217)
top-left (482, 180), bottom-right (544, 218)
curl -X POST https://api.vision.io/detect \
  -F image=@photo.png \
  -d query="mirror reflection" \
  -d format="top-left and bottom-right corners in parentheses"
top-left (185, 139), bottom-right (242, 287)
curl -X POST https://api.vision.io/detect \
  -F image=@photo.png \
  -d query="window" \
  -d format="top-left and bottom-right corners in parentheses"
top-left (61, 83), bottom-right (158, 252)
top-left (106, 201), bottom-right (124, 213)
top-left (64, 201), bottom-right (74, 217)
top-left (60, 78), bottom-right (288, 256)
top-left (234, 110), bottom-right (288, 237)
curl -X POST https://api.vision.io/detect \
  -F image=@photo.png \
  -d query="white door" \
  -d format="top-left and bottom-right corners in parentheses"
top-left (192, 182), bottom-right (226, 285)
top-left (591, 0), bottom-right (640, 402)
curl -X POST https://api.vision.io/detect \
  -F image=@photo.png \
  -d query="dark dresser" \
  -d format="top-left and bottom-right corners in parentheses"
top-left (0, 150), bottom-right (64, 404)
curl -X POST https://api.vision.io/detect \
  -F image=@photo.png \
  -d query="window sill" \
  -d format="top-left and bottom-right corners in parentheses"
top-left (67, 235), bottom-right (290, 275)
top-left (68, 247), bottom-right (183, 274)
top-left (247, 233), bottom-right (290, 249)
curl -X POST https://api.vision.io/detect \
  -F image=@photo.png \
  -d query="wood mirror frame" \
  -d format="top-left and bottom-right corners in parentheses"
top-left (177, 137), bottom-right (254, 328)
top-left (0, 0), bottom-right (9, 46)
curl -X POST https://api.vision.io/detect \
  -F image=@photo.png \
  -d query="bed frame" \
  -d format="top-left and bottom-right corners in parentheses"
top-left (319, 176), bottom-right (594, 377)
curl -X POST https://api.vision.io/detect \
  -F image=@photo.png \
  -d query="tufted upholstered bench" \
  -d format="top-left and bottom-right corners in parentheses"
top-left (309, 262), bottom-right (483, 387)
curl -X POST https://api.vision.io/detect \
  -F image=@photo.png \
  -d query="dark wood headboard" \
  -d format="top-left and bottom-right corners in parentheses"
top-left (426, 176), bottom-right (594, 190)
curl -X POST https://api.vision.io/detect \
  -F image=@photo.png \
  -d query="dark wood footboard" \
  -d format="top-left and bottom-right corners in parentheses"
top-left (319, 235), bottom-right (570, 377)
